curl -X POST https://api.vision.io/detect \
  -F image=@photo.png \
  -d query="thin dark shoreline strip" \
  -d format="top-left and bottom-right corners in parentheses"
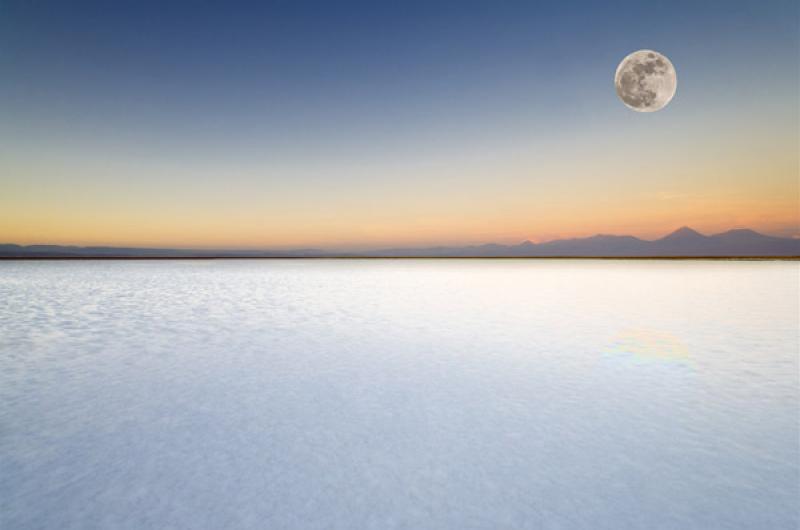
top-left (1, 256), bottom-right (798, 261)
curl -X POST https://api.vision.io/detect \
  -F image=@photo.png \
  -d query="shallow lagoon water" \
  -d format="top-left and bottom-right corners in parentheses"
top-left (1, 260), bottom-right (798, 529)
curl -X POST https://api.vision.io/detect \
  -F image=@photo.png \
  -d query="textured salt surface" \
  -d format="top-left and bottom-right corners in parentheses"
top-left (1, 260), bottom-right (798, 529)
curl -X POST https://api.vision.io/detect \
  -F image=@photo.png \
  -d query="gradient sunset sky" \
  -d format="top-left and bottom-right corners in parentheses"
top-left (1, 0), bottom-right (798, 249)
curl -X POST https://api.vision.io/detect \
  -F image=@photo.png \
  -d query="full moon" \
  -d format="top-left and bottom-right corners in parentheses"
top-left (614, 50), bottom-right (676, 112)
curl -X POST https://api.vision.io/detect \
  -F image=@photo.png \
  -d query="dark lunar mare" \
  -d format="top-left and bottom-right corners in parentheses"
top-left (616, 56), bottom-right (669, 109)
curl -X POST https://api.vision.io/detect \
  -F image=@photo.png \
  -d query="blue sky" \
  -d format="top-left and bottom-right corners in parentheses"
top-left (1, 0), bottom-right (797, 247)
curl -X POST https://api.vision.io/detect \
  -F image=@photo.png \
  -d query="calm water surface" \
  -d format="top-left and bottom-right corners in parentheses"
top-left (1, 260), bottom-right (798, 529)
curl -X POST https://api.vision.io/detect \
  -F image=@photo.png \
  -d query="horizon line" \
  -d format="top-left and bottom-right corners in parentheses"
top-left (3, 225), bottom-right (799, 253)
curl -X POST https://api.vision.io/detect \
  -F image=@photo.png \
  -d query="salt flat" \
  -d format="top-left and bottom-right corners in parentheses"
top-left (1, 260), bottom-right (797, 529)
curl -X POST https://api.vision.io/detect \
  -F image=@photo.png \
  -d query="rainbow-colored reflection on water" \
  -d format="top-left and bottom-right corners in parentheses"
top-left (604, 328), bottom-right (694, 369)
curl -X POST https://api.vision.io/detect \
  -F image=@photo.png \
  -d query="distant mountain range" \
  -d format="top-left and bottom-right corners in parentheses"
top-left (1, 227), bottom-right (798, 258)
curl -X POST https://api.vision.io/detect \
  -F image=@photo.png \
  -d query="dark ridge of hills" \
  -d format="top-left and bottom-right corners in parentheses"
top-left (1, 227), bottom-right (798, 258)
